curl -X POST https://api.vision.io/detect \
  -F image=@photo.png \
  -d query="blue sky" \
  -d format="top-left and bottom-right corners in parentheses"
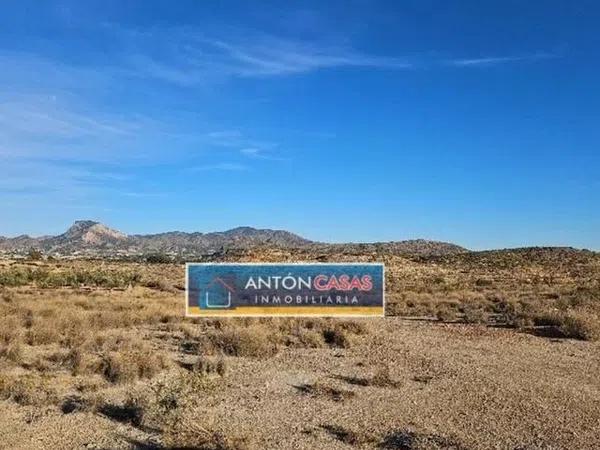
top-left (1, 1), bottom-right (598, 250)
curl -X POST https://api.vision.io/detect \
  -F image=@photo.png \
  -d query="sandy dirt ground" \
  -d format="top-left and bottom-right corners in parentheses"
top-left (1, 318), bottom-right (599, 450)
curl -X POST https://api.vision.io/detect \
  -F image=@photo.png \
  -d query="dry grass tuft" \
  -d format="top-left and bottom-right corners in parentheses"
top-left (194, 355), bottom-right (227, 376)
top-left (435, 303), bottom-right (458, 322)
top-left (461, 305), bottom-right (489, 324)
top-left (0, 317), bottom-right (24, 364)
top-left (0, 341), bottom-right (23, 364)
top-left (558, 311), bottom-right (600, 341)
top-left (204, 326), bottom-right (278, 358)
top-left (0, 373), bottom-right (58, 406)
top-left (335, 365), bottom-right (401, 389)
top-left (0, 254), bottom-right (598, 448)
top-left (1, 288), bottom-right (15, 303)
top-left (142, 278), bottom-right (176, 292)
top-left (25, 319), bottom-right (61, 345)
top-left (371, 365), bottom-right (401, 388)
top-left (162, 412), bottom-right (256, 450)
top-left (96, 346), bottom-right (171, 384)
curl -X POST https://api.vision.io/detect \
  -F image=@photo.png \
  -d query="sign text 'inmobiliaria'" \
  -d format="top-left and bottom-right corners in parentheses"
top-left (186, 263), bottom-right (384, 317)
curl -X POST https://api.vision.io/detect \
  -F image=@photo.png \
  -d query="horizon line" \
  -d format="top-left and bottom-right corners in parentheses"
top-left (0, 219), bottom-right (598, 253)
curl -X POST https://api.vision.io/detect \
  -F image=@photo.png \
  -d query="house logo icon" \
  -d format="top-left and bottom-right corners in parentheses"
top-left (203, 277), bottom-right (235, 309)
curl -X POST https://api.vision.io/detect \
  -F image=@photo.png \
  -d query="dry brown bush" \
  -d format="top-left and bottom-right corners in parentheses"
top-left (204, 326), bottom-right (278, 358)
top-left (462, 305), bottom-right (489, 324)
top-left (162, 414), bottom-right (256, 450)
top-left (322, 327), bottom-right (350, 348)
top-left (0, 340), bottom-right (23, 364)
top-left (60, 393), bottom-right (99, 414)
top-left (1, 288), bottom-right (15, 303)
top-left (60, 315), bottom-right (89, 348)
top-left (0, 253), bottom-right (598, 447)
top-left (558, 311), bottom-right (600, 341)
top-left (142, 278), bottom-right (175, 292)
top-left (532, 310), bottom-right (564, 327)
top-left (335, 364), bottom-right (401, 389)
top-left (272, 318), bottom-right (325, 348)
top-left (25, 320), bottom-right (61, 345)
top-left (371, 365), bottom-right (401, 388)
top-left (194, 355), bottom-right (227, 376)
top-left (0, 316), bottom-right (22, 345)
top-left (73, 375), bottom-right (107, 393)
top-left (150, 372), bottom-right (217, 413)
top-left (435, 303), bottom-right (458, 322)
top-left (0, 373), bottom-right (57, 406)
top-left (109, 371), bottom-right (225, 432)
top-left (288, 328), bottom-right (324, 348)
top-left (335, 319), bottom-right (368, 335)
top-left (96, 345), bottom-right (171, 384)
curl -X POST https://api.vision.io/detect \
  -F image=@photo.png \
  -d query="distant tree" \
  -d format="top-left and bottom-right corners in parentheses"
top-left (145, 253), bottom-right (172, 264)
top-left (27, 248), bottom-right (43, 261)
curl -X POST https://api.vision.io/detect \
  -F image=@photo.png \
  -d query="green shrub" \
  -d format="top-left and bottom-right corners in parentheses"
top-left (0, 267), bottom-right (142, 288)
top-left (27, 248), bottom-right (43, 261)
top-left (145, 253), bottom-right (172, 264)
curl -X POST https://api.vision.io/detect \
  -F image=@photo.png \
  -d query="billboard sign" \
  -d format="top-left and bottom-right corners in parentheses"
top-left (186, 263), bottom-right (384, 317)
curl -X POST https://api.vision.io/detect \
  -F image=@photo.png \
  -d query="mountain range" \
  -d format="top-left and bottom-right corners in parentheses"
top-left (0, 220), bottom-right (467, 258)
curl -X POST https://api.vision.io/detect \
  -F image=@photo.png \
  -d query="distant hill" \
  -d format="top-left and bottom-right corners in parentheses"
top-left (0, 220), bottom-right (311, 257)
top-left (421, 246), bottom-right (599, 267)
top-left (316, 239), bottom-right (468, 257)
top-left (0, 220), bottom-right (469, 258)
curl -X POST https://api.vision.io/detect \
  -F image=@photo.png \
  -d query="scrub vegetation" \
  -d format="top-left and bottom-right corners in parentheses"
top-left (0, 247), bottom-right (599, 448)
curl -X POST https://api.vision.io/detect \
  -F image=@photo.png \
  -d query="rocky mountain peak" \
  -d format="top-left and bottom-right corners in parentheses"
top-left (62, 220), bottom-right (127, 245)
top-left (64, 220), bottom-right (100, 237)
top-left (0, 220), bottom-right (471, 257)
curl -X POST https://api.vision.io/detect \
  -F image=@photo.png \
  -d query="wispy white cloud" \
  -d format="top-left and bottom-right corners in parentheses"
top-left (122, 191), bottom-right (167, 198)
top-left (108, 24), bottom-right (559, 82)
top-left (205, 131), bottom-right (286, 160)
top-left (0, 50), bottom-right (109, 93)
top-left (0, 87), bottom-right (161, 164)
top-left (205, 129), bottom-right (278, 152)
top-left (97, 23), bottom-right (414, 85)
top-left (0, 156), bottom-right (129, 201)
top-left (0, 19), bottom-right (561, 209)
top-left (205, 130), bottom-right (244, 147)
top-left (0, 90), bottom-right (223, 166)
top-left (0, 95), bottom-right (136, 141)
top-left (189, 163), bottom-right (248, 172)
top-left (198, 36), bottom-right (413, 77)
top-left (240, 147), bottom-right (286, 161)
top-left (240, 147), bottom-right (261, 156)
top-left (447, 52), bottom-right (558, 67)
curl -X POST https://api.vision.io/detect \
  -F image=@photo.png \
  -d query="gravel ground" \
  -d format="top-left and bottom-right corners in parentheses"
top-left (1, 319), bottom-right (599, 449)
